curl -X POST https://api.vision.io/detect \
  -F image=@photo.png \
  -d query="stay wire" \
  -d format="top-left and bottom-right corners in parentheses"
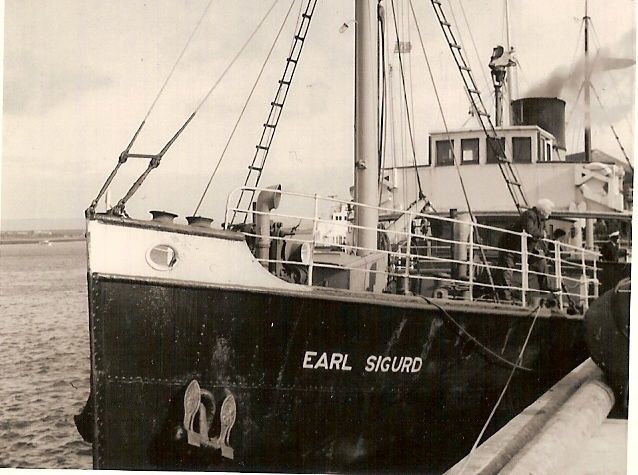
top-left (193, 0), bottom-right (297, 215)
top-left (127, 0), bottom-right (215, 148)
top-left (590, 22), bottom-right (635, 138)
top-left (378, 4), bottom-right (388, 204)
top-left (409, 0), bottom-right (498, 300)
top-left (458, 305), bottom-right (542, 475)
top-left (389, 0), bottom-right (425, 200)
top-left (590, 84), bottom-right (634, 172)
top-left (143, 0), bottom-right (215, 123)
top-left (452, 0), bottom-right (493, 112)
top-left (192, 0), bottom-right (281, 115)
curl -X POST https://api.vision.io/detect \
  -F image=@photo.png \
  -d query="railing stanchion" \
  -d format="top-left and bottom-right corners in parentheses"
top-left (521, 232), bottom-right (528, 307)
top-left (468, 223), bottom-right (474, 301)
top-left (308, 194), bottom-right (319, 286)
top-left (555, 242), bottom-right (563, 309)
top-left (404, 212), bottom-right (413, 295)
top-left (592, 252), bottom-right (599, 299)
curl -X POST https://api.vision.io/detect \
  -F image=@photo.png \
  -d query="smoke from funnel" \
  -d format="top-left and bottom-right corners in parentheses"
top-left (524, 49), bottom-right (635, 97)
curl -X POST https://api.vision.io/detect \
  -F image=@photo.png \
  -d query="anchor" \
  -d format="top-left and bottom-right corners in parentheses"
top-left (179, 379), bottom-right (237, 460)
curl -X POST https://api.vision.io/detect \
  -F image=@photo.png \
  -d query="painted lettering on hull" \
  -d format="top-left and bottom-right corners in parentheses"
top-left (302, 351), bottom-right (423, 373)
top-left (302, 351), bottom-right (353, 371)
top-left (364, 355), bottom-right (422, 373)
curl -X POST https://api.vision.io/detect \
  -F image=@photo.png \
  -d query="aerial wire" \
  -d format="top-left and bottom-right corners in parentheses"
top-left (193, 0), bottom-right (297, 215)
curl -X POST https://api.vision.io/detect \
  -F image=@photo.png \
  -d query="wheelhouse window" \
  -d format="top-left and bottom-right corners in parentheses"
top-left (461, 138), bottom-right (479, 164)
top-left (486, 137), bottom-right (506, 164)
top-left (512, 137), bottom-right (532, 163)
top-left (436, 139), bottom-right (455, 166)
top-left (546, 141), bottom-right (552, 162)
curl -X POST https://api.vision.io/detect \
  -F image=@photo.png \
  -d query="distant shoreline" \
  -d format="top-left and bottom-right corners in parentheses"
top-left (1, 229), bottom-right (85, 245)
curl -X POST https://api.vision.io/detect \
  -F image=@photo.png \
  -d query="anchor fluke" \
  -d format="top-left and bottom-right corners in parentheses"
top-left (180, 379), bottom-right (237, 460)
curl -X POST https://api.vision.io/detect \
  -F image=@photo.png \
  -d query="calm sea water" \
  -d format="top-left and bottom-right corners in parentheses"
top-left (0, 241), bottom-right (92, 468)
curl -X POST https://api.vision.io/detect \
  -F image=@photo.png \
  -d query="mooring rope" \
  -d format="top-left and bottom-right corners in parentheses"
top-left (457, 304), bottom-right (543, 475)
top-left (420, 296), bottom-right (535, 372)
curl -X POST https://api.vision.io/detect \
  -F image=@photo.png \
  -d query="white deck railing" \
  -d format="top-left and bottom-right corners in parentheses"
top-left (225, 186), bottom-right (600, 310)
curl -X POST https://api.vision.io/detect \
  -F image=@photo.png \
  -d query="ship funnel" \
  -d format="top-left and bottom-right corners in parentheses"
top-left (511, 97), bottom-right (566, 150)
top-left (150, 210), bottom-right (178, 223)
top-left (255, 185), bottom-right (282, 266)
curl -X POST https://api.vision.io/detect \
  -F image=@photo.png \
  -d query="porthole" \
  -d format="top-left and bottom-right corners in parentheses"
top-left (146, 244), bottom-right (178, 271)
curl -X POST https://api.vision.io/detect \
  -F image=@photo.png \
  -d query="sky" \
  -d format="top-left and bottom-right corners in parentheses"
top-left (0, 0), bottom-right (635, 230)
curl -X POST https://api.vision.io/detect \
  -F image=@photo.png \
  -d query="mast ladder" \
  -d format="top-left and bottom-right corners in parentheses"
top-left (231, 0), bottom-right (318, 225)
top-left (430, 0), bottom-right (528, 213)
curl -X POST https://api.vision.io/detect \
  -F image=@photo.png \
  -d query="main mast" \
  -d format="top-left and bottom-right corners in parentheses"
top-left (583, 0), bottom-right (595, 249)
top-left (584, 0), bottom-right (592, 163)
top-left (353, 0), bottom-right (379, 255)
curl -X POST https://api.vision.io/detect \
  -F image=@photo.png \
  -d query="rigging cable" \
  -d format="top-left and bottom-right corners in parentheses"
top-left (389, 0), bottom-right (425, 200)
top-left (143, 0), bottom-right (215, 124)
top-left (378, 3), bottom-right (389, 205)
top-left (409, 0), bottom-right (499, 300)
top-left (590, 84), bottom-right (634, 172)
top-left (89, 0), bottom-right (215, 211)
top-left (107, 0), bottom-right (283, 215)
top-left (406, 2), bottom-right (419, 202)
top-left (191, 0), bottom-right (280, 115)
top-left (590, 22), bottom-right (634, 138)
top-left (566, 80), bottom-right (585, 126)
top-left (451, 0), bottom-right (493, 112)
top-left (457, 305), bottom-right (542, 475)
top-left (193, 0), bottom-right (297, 215)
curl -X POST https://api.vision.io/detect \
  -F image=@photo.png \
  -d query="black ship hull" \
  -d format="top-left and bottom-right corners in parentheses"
top-left (85, 272), bottom-right (587, 472)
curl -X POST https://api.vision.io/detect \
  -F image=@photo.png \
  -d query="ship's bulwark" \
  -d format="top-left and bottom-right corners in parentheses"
top-left (87, 274), bottom-right (587, 473)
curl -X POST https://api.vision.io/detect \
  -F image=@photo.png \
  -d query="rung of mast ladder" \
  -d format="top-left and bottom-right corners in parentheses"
top-left (468, 88), bottom-right (480, 94)
top-left (460, 65), bottom-right (471, 71)
top-left (449, 43), bottom-right (462, 50)
top-left (233, 0), bottom-right (318, 226)
top-left (441, 21), bottom-right (451, 27)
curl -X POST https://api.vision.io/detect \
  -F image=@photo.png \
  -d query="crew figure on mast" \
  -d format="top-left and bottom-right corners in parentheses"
top-left (489, 45), bottom-right (516, 127)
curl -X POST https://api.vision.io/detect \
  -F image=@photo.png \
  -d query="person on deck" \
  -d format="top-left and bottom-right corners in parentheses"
top-left (600, 231), bottom-right (625, 262)
top-left (496, 199), bottom-right (555, 301)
